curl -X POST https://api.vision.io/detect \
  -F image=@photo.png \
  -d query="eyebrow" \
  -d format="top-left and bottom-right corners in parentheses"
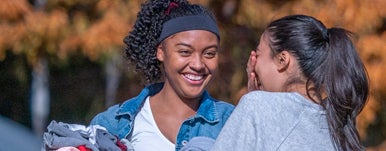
top-left (175, 42), bottom-right (219, 50)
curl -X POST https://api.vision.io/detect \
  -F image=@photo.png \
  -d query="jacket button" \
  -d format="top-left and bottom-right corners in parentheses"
top-left (182, 140), bottom-right (188, 146)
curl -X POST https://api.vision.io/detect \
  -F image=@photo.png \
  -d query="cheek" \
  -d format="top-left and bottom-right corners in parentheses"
top-left (168, 55), bottom-right (186, 65)
top-left (254, 59), bottom-right (271, 81)
top-left (254, 60), bottom-right (263, 74)
top-left (204, 58), bottom-right (219, 73)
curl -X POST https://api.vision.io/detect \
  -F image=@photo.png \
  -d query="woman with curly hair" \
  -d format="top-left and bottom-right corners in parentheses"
top-left (90, 0), bottom-right (234, 150)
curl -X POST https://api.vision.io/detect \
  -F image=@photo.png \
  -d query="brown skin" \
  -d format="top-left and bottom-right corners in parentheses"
top-left (150, 30), bottom-right (219, 143)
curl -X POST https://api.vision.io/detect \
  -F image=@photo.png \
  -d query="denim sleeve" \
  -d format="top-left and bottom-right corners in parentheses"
top-left (89, 104), bottom-right (121, 136)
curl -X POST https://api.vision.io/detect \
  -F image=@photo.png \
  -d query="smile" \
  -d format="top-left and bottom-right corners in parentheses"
top-left (183, 74), bottom-right (204, 81)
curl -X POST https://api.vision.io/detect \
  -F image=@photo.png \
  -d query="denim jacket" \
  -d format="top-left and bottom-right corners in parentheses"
top-left (90, 83), bottom-right (234, 151)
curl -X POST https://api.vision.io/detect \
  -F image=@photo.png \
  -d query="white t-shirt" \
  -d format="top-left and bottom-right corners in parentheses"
top-left (129, 96), bottom-right (175, 151)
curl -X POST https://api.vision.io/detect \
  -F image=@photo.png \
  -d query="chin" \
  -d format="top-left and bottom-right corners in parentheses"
top-left (183, 89), bottom-right (205, 100)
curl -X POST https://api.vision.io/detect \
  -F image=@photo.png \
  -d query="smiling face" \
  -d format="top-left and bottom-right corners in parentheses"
top-left (157, 30), bottom-right (219, 100)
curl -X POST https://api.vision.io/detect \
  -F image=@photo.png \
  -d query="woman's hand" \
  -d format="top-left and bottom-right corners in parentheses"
top-left (247, 51), bottom-right (259, 92)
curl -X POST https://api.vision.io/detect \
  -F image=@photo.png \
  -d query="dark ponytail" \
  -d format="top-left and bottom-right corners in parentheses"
top-left (266, 15), bottom-right (369, 151)
top-left (123, 0), bottom-right (215, 83)
top-left (320, 28), bottom-right (369, 151)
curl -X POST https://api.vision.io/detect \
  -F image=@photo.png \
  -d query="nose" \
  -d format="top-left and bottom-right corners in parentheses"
top-left (189, 54), bottom-right (205, 71)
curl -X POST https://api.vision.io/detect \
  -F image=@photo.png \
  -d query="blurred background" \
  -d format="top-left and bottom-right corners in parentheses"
top-left (0, 0), bottom-right (385, 150)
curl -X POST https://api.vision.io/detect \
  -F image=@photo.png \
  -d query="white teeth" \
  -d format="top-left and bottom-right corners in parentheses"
top-left (184, 74), bottom-right (203, 81)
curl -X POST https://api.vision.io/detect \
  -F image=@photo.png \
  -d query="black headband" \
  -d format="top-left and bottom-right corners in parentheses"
top-left (158, 15), bottom-right (220, 43)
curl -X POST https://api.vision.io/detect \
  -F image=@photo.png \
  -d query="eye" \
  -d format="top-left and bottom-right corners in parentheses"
top-left (178, 49), bottom-right (192, 57)
top-left (203, 49), bottom-right (217, 59)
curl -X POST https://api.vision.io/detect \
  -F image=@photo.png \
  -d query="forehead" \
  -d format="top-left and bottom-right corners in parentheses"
top-left (257, 32), bottom-right (270, 48)
top-left (166, 30), bottom-right (218, 43)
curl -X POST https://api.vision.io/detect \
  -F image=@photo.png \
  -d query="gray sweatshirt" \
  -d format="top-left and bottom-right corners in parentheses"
top-left (211, 91), bottom-right (335, 151)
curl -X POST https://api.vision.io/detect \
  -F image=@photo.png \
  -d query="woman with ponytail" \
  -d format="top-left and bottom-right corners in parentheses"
top-left (212, 14), bottom-right (369, 151)
top-left (90, 0), bottom-right (234, 150)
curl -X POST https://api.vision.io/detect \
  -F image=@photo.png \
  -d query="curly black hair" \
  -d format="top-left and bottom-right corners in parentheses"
top-left (123, 0), bottom-right (217, 84)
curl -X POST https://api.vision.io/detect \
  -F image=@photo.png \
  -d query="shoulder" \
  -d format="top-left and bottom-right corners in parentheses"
top-left (236, 91), bottom-right (277, 110)
top-left (90, 95), bottom-right (141, 123)
top-left (89, 104), bottom-right (122, 135)
top-left (213, 100), bottom-right (235, 111)
top-left (90, 96), bottom-right (143, 138)
top-left (214, 100), bottom-right (235, 122)
top-left (90, 104), bottom-right (121, 127)
top-left (91, 95), bottom-right (144, 124)
top-left (236, 91), bottom-right (311, 121)
top-left (203, 91), bottom-right (235, 116)
top-left (239, 91), bottom-right (307, 109)
top-left (237, 91), bottom-right (325, 128)
top-left (91, 84), bottom-right (155, 125)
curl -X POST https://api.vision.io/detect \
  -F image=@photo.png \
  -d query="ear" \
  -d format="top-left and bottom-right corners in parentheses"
top-left (275, 51), bottom-right (290, 72)
top-left (156, 44), bottom-right (165, 62)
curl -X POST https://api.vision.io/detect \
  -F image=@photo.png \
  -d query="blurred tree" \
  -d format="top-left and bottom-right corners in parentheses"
top-left (49, 0), bottom-right (140, 108)
top-left (0, 0), bottom-right (69, 136)
top-left (0, 0), bottom-right (140, 135)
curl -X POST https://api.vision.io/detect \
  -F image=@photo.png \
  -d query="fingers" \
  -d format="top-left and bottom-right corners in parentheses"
top-left (247, 72), bottom-right (258, 92)
top-left (247, 51), bottom-right (257, 77)
top-left (247, 50), bottom-right (258, 92)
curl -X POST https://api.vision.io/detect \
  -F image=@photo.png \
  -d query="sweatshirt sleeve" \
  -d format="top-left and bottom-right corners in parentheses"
top-left (211, 94), bottom-right (259, 151)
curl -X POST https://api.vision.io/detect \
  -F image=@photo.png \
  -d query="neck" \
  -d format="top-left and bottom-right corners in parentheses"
top-left (151, 82), bottom-right (200, 117)
top-left (286, 82), bottom-right (321, 104)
